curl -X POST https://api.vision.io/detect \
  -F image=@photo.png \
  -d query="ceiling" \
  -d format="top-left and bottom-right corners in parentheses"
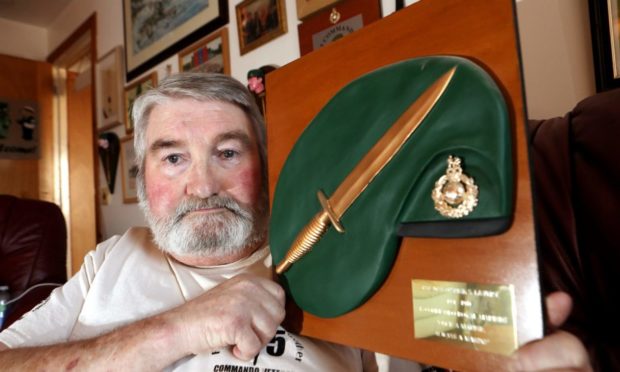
top-left (0, 0), bottom-right (73, 28)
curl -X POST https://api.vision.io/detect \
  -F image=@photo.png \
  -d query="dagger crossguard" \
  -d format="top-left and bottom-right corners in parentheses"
top-left (276, 190), bottom-right (345, 274)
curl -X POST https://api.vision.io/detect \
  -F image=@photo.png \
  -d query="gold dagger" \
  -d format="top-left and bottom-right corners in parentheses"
top-left (275, 66), bottom-right (457, 274)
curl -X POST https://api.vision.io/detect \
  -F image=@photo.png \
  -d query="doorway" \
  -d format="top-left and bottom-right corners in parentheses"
top-left (47, 14), bottom-right (99, 275)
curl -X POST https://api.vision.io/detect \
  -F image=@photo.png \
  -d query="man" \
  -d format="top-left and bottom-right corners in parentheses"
top-left (0, 73), bottom-right (592, 371)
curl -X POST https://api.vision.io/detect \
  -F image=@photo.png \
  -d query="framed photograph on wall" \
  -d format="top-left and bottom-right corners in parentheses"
top-left (589, 0), bottom-right (620, 91)
top-left (395, 0), bottom-right (420, 11)
top-left (296, 0), bottom-right (343, 20)
top-left (122, 0), bottom-right (229, 81)
top-left (120, 135), bottom-right (138, 203)
top-left (178, 27), bottom-right (231, 74)
top-left (124, 72), bottom-right (157, 134)
top-left (297, 0), bottom-right (381, 56)
top-left (235, 0), bottom-right (287, 55)
top-left (95, 46), bottom-right (124, 131)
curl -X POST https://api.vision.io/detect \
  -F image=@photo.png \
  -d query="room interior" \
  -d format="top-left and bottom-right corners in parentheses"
top-left (0, 0), bottom-right (617, 370)
top-left (0, 0), bottom-right (598, 252)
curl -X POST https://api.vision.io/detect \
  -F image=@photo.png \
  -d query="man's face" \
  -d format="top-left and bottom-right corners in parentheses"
top-left (142, 98), bottom-right (267, 264)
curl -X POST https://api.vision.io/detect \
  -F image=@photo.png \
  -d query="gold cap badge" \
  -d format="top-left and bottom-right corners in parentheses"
top-left (432, 155), bottom-right (478, 218)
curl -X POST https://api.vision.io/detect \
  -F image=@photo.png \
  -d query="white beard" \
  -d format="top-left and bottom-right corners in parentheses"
top-left (144, 195), bottom-right (267, 260)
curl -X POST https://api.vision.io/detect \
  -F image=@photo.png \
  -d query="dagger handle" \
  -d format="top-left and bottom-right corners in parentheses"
top-left (275, 211), bottom-right (331, 274)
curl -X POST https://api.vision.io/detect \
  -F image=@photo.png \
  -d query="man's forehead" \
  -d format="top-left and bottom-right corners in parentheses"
top-left (147, 99), bottom-right (252, 133)
top-left (145, 99), bottom-right (256, 149)
top-left (149, 98), bottom-right (243, 118)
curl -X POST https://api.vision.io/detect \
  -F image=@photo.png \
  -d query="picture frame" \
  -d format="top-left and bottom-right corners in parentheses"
top-left (178, 27), bottom-right (231, 74)
top-left (588, 0), bottom-right (620, 91)
top-left (95, 46), bottom-right (124, 131)
top-left (298, 0), bottom-right (381, 56)
top-left (120, 135), bottom-right (138, 203)
top-left (235, 0), bottom-right (288, 55)
top-left (124, 72), bottom-right (158, 134)
top-left (296, 0), bottom-right (342, 20)
top-left (395, 0), bottom-right (420, 11)
top-left (122, 0), bottom-right (229, 81)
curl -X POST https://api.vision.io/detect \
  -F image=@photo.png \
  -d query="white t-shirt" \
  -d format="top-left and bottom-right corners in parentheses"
top-left (0, 227), bottom-right (377, 371)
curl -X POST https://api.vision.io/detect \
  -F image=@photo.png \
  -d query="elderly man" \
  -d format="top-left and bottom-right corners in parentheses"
top-left (0, 73), bottom-right (591, 371)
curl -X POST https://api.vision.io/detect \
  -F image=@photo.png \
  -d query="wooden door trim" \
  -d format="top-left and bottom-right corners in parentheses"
top-left (47, 13), bottom-right (102, 244)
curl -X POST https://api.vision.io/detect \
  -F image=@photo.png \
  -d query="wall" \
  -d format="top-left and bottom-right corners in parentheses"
top-left (0, 18), bottom-right (47, 61)
top-left (0, 0), bottom-right (597, 239)
top-left (516, 0), bottom-right (596, 119)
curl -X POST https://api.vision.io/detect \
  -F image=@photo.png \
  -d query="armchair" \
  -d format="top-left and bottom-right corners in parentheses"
top-left (0, 195), bottom-right (67, 330)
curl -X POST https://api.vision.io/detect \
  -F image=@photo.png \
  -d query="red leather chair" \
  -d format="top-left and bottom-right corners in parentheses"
top-left (0, 195), bottom-right (67, 330)
top-left (528, 88), bottom-right (620, 372)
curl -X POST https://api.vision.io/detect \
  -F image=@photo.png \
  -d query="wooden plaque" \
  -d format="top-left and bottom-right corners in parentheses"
top-left (266, 0), bottom-right (542, 370)
top-left (297, 0), bottom-right (382, 56)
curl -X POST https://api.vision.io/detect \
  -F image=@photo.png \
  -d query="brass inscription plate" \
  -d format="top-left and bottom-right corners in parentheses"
top-left (412, 279), bottom-right (517, 355)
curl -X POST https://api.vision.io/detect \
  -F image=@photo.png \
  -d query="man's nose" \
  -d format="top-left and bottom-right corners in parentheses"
top-left (185, 162), bottom-right (220, 198)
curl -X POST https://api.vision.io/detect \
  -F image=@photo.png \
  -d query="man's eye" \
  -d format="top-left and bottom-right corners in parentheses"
top-left (220, 149), bottom-right (238, 159)
top-left (165, 154), bottom-right (181, 164)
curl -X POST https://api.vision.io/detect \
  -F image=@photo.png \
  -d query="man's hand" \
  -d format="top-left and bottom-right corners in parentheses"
top-left (0, 274), bottom-right (285, 371)
top-left (167, 273), bottom-right (286, 360)
top-left (511, 292), bottom-right (592, 371)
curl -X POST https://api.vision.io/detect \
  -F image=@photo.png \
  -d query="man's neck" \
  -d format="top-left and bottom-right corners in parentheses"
top-left (169, 244), bottom-right (263, 267)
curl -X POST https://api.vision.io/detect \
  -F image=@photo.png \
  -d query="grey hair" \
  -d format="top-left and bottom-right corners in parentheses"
top-left (131, 73), bottom-right (267, 204)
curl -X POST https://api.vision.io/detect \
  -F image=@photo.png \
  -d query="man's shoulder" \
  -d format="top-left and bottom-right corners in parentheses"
top-left (92, 226), bottom-right (158, 265)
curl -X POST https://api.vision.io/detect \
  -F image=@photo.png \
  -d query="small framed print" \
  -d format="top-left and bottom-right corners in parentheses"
top-left (120, 135), bottom-right (138, 203)
top-left (297, 0), bottom-right (381, 56)
top-left (95, 46), bottom-right (124, 131)
top-left (178, 28), bottom-right (231, 74)
top-left (124, 72), bottom-right (157, 134)
top-left (395, 0), bottom-right (420, 11)
top-left (236, 0), bottom-right (287, 55)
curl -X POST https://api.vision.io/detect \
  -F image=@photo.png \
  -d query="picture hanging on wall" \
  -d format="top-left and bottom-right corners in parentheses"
top-left (124, 72), bottom-right (157, 134)
top-left (178, 27), bottom-right (231, 74)
top-left (235, 0), bottom-right (288, 55)
top-left (95, 46), bottom-right (124, 131)
top-left (120, 135), bottom-right (138, 203)
top-left (589, 0), bottom-right (620, 91)
top-left (122, 0), bottom-right (229, 81)
top-left (0, 99), bottom-right (39, 159)
top-left (98, 132), bottom-right (120, 194)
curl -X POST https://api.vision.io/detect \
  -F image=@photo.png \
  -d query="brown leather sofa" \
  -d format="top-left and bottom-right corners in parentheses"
top-left (528, 87), bottom-right (620, 372)
top-left (0, 195), bottom-right (67, 330)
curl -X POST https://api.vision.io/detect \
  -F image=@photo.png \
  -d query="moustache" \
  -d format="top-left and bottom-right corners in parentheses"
top-left (173, 196), bottom-right (250, 225)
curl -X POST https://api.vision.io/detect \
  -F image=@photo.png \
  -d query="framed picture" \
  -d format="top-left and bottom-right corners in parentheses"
top-left (122, 0), bottom-right (229, 81)
top-left (120, 135), bottom-right (138, 203)
top-left (124, 72), bottom-right (157, 134)
top-left (95, 46), bottom-right (124, 131)
top-left (589, 0), bottom-right (620, 91)
top-left (178, 27), bottom-right (231, 74)
top-left (296, 0), bottom-right (342, 20)
top-left (235, 0), bottom-right (288, 55)
top-left (395, 0), bottom-right (420, 11)
top-left (298, 0), bottom-right (381, 56)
